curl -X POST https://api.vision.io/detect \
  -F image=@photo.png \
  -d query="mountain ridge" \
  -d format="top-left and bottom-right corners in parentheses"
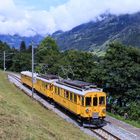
top-left (52, 12), bottom-right (140, 51)
top-left (0, 34), bottom-right (43, 49)
top-left (1, 12), bottom-right (140, 51)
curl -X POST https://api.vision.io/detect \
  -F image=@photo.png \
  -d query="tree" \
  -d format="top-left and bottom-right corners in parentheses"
top-left (57, 50), bottom-right (97, 81)
top-left (35, 36), bottom-right (60, 74)
top-left (102, 42), bottom-right (140, 107)
top-left (20, 41), bottom-right (26, 52)
top-left (39, 36), bottom-right (59, 52)
top-left (11, 52), bottom-right (31, 72)
top-left (27, 45), bottom-right (32, 53)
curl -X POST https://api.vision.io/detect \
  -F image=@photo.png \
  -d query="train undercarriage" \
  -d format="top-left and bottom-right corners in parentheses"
top-left (82, 118), bottom-right (107, 128)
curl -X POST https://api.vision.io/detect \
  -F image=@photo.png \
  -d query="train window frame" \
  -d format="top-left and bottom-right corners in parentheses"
top-left (85, 97), bottom-right (91, 106)
top-left (93, 97), bottom-right (98, 106)
top-left (61, 89), bottom-right (64, 97)
top-left (99, 96), bottom-right (105, 105)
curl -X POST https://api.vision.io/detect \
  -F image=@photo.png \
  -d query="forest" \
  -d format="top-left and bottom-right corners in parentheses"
top-left (0, 37), bottom-right (140, 124)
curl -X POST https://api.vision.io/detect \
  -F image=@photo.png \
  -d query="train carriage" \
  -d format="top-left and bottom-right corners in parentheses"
top-left (21, 71), bottom-right (59, 99)
top-left (53, 80), bottom-right (106, 127)
top-left (35, 75), bottom-right (59, 99)
top-left (21, 71), bottom-right (106, 127)
top-left (21, 71), bottom-right (37, 88)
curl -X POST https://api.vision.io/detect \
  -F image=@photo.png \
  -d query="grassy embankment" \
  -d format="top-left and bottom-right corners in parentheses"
top-left (0, 71), bottom-right (94, 140)
top-left (108, 112), bottom-right (140, 128)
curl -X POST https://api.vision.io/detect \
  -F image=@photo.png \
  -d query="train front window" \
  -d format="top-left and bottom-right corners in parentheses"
top-left (86, 97), bottom-right (91, 106)
top-left (99, 96), bottom-right (105, 105)
top-left (93, 97), bottom-right (98, 106)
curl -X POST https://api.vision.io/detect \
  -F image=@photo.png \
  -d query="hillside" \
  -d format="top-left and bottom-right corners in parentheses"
top-left (0, 71), bottom-right (93, 140)
top-left (0, 34), bottom-right (43, 49)
top-left (52, 12), bottom-right (140, 51)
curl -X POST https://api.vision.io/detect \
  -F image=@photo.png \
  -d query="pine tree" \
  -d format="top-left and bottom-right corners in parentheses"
top-left (20, 41), bottom-right (26, 52)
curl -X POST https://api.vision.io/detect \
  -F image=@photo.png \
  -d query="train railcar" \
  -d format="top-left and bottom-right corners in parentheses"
top-left (21, 71), bottom-right (59, 99)
top-left (21, 71), bottom-right (106, 127)
top-left (21, 71), bottom-right (38, 88)
top-left (35, 74), bottom-right (59, 99)
top-left (53, 80), bottom-right (106, 127)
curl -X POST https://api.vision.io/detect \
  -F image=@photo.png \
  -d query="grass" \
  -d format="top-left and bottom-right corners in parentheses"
top-left (0, 70), bottom-right (94, 140)
top-left (107, 112), bottom-right (140, 128)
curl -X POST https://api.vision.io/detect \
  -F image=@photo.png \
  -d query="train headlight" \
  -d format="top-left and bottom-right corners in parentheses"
top-left (102, 108), bottom-right (106, 113)
top-left (86, 108), bottom-right (89, 113)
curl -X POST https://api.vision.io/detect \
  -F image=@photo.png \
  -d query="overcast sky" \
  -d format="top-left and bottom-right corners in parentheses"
top-left (0, 0), bottom-right (140, 36)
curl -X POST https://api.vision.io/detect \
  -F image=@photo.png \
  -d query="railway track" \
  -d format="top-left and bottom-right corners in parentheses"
top-left (8, 73), bottom-right (121, 140)
top-left (90, 127), bottom-right (121, 140)
top-left (9, 73), bottom-right (21, 83)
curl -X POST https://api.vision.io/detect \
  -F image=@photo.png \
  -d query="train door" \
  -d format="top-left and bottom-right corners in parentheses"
top-left (92, 96), bottom-right (99, 119)
top-left (98, 96), bottom-right (106, 117)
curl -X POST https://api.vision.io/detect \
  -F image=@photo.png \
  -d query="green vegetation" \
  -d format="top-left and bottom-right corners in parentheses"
top-left (0, 70), bottom-right (94, 140)
top-left (102, 43), bottom-right (140, 125)
top-left (0, 37), bottom-right (140, 127)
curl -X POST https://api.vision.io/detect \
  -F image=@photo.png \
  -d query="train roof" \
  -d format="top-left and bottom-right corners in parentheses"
top-left (54, 80), bottom-right (103, 96)
top-left (21, 71), bottom-right (38, 77)
top-left (38, 74), bottom-right (59, 80)
top-left (61, 80), bottom-right (97, 89)
top-left (36, 76), bottom-right (58, 83)
top-left (21, 71), bottom-right (58, 83)
top-left (21, 71), bottom-right (103, 96)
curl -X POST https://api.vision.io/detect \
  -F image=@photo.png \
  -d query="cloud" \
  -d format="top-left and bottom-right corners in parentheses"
top-left (0, 0), bottom-right (140, 36)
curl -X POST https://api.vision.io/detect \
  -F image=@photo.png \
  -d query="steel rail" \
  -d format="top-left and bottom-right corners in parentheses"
top-left (90, 127), bottom-right (121, 140)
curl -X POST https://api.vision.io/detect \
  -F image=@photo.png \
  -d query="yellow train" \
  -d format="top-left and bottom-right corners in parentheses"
top-left (21, 71), bottom-right (106, 127)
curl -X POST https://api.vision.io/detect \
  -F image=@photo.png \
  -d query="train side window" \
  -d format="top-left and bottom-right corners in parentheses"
top-left (74, 94), bottom-right (77, 103)
top-left (46, 84), bottom-right (48, 89)
top-left (65, 91), bottom-right (69, 99)
top-left (64, 91), bottom-right (66, 98)
top-left (78, 95), bottom-right (81, 104)
top-left (70, 92), bottom-right (73, 101)
top-left (58, 88), bottom-right (60, 95)
top-left (86, 97), bottom-right (91, 106)
top-left (55, 87), bottom-right (57, 94)
top-left (81, 97), bottom-right (84, 106)
top-left (99, 96), bottom-right (105, 105)
top-left (50, 84), bottom-right (53, 91)
top-left (93, 97), bottom-right (98, 106)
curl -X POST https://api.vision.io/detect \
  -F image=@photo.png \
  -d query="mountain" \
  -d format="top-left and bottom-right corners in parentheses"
top-left (0, 34), bottom-right (44, 49)
top-left (52, 12), bottom-right (140, 51)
